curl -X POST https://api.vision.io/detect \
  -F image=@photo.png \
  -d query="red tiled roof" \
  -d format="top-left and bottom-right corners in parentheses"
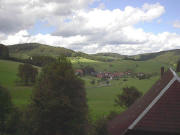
top-left (75, 69), bottom-right (83, 73)
top-left (108, 69), bottom-right (178, 135)
top-left (134, 80), bottom-right (180, 133)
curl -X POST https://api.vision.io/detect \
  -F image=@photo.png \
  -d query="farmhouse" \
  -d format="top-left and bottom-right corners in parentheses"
top-left (136, 72), bottom-right (145, 77)
top-left (112, 72), bottom-right (124, 78)
top-left (97, 72), bottom-right (112, 79)
top-left (108, 68), bottom-right (180, 135)
top-left (97, 72), bottom-right (126, 79)
top-left (75, 69), bottom-right (84, 76)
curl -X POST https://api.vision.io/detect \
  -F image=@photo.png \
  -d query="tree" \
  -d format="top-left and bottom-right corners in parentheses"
top-left (27, 55), bottom-right (56, 67)
top-left (176, 60), bottom-right (180, 72)
top-left (17, 63), bottom-right (38, 85)
top-left (0, 85), bottom-right (12, 135)
top-left (94, 116), bottom-right (109, 135)
top-left (91, 79), bottom-right (95, 85)
top-left (5, 107), bottom-right (21, 135)
top-left (82, 66), bottom-right (95, 75)
top-left (94, 111), bottom-right (118, 135)
top-left (0, 44), bottom-right (9, 59)
top-left (106, 80), bottom-right (110, 85)
top-left (115, 86), bottom-right (142, 108)
top-left (28, 56), bottom-right (88, 135)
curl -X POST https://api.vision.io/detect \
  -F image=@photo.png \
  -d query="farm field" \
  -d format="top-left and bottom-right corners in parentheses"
top-left (70, 57), bottom-right (169, 73)
top-left (0, 59), bottom-right (161, 120)
top-left (84, 76), bottom-right (159, 120)
top-left (0, 60), bottom-right (33, 107)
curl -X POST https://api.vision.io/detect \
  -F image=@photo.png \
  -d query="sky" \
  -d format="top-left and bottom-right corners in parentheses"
top-left (0, 0), bottom-right (180, 55)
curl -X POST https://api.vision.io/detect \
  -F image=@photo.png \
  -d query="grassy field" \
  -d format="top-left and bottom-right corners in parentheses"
top-left (70, 57), bottom-right (169, 74)
top-left (0, 59), bottom-right (160, 121)
top-left (0, 60), bottom-right (33, 107)
top-left (84, 76), bottom-right (159, 120)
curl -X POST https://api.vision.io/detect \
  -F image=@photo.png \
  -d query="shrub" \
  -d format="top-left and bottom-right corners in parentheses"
top-left (115, 86), bottom-right (142, 108)
top-left (17, 63), bottom-right (38, 85)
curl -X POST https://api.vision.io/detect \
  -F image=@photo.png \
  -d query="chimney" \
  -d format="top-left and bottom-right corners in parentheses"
top-left (161, 67), bottom-right (164, 78)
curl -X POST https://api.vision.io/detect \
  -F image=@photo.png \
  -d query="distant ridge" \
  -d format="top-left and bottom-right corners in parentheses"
top-left (132, 49), bottom-right (180, 61)
top-left (7, 43), bottom-right (115, 62)
top-left (8, 43), bottom-right (74, 59)
top-left (5, 43), bottom-right (180, 64)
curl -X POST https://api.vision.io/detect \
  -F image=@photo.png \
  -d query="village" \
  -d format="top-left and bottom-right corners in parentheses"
top-left (75, 69), bottom-right (150, 80)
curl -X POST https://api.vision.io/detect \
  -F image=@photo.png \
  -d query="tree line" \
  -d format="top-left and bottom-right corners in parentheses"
top-left (0, 44), bottom-right (9, 59)
top-left (17, 63), bottom-right (38, 85)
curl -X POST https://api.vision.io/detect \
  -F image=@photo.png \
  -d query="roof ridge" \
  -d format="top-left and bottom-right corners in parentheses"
top-left (170, 68), bottom-right (180, 82)
top-left (128, 68), bottom-right (177, 130)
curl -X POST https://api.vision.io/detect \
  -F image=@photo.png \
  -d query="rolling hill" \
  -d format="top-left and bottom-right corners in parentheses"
top-left (132, 49), bottom-right (180, 63)
top-left (6, 43), bottom-right (180, 73)
top-left (7, 43), bottom-right (114, 62)
top-left (7, 43), bottom-right (180, 64)
top-left (8, 43), bottom-right (75, 59)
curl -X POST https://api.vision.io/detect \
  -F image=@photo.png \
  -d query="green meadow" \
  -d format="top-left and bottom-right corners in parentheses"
top-left (0, 59), bottom-right (161, 120)
top-left (70, 57), bottom-right (168, 73)
top-left (84, 76), bottom-right (159, 120)
top-left (0, 60), bottom-right (33, 108)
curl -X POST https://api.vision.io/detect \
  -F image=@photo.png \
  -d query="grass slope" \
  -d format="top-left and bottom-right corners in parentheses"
top-left (84, 76), bottom-right (159, 120)
top-left (0, 60), bottom-right (33, 107)
top-left (134, 49), bottom-right (180, 64)
top-left (71, 57), bottom-right (168, 73)
top-left (8, 43), bottom-right (74, 59)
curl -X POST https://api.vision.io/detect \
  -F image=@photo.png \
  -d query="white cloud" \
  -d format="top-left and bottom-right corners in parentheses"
top-left (0, 0), bottom-right (96, 34)
top-left (52, 2), bottom-right (165, 41)
top-left (1, 2), bottom-right (180, 55)
top-left (1, 30), bottom-right (88, 50)
top-left (173, 21), bottom-right (180, 28)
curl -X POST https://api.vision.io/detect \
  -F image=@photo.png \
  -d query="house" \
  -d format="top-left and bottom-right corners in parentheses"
top-left (97, 72), bottom-right (126, 79)
top-left (97, 72), bottom-right (111, 79)
top-left (97, 72), bottom-right (105, 78)
top-left (125, 70), bottom-right (132, 76)
top-left (136, 72), bottom-right (145, 77)
top-left (75, 69), bottom-right (84, 76)
top-left (108, 68), bottom-right (180, 135)
top-left (111, 72), bottom-right (124, 79)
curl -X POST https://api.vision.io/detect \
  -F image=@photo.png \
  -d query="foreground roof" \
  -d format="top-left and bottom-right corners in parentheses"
top-left (108, 68), bottom-right (180, 135)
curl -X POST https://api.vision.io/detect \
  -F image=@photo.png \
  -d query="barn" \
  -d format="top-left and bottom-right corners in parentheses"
top-left (108, 68), bottom-right (180, 135)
